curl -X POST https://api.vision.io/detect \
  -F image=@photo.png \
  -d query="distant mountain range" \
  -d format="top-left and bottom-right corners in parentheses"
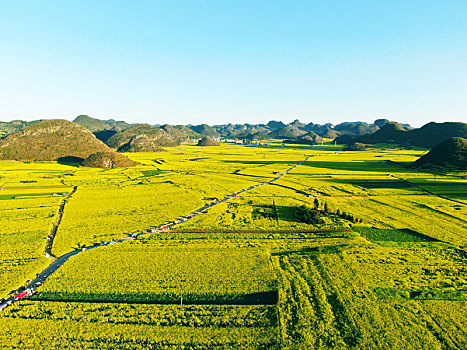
top-left (0, 115), bottom-right (465, 169)
top-left (203, 118), bottom-right (412, 141)
top-left (69, 115), bottom-right (413, 145)
top-left (0, 115), bottom-right (411, 144)
top-left (349, 121), bottom-right (467, 148)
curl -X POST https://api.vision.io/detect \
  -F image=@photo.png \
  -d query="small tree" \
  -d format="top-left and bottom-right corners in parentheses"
top-left (324, 202), bottom-right (329, 214)
top-left (314, 198), bottom-right (320, 210)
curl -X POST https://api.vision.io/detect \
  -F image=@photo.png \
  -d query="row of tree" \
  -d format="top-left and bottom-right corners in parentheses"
top-left (295, 199), bottom-right (361, 225)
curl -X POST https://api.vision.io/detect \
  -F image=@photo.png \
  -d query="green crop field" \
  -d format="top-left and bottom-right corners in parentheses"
top-left (0, 302), bottom-right (277, 349)
top-left (274, 244), bottom-right (467, 349)
top-left (0, 143), bottom-right (466, 349)
top-left (35, 244), bottom-right (277, 304)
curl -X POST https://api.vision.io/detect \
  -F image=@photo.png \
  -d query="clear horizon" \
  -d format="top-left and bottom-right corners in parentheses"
top-left (1, 1), bottom-right (466, 128)
top-left (1, 114), bottom-right (463, 129)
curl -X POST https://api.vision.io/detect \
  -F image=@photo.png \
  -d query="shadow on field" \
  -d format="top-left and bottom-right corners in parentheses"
top-left (274, 205), bottom-right (303, 223)
top-left (271, 245), bottom-right (347, 257)
top-left (223, 160), bottom-right (297, 166)
top-left (352, 227), bottom-right (438, 243)
top-left (333, 178), bottom-right (467, 190)
top-left (32, 290), bottom-right (279, 305)
top-left (251, 203), bottom-right (303, 223)
top-left (232, 169), bottom-right (270, 179)
top-left (223, 159), bottom-right (411, 173)
top-left (304, 160), bottom-right (408, 173)
top-left (57, 156), bottom-right (84, 167)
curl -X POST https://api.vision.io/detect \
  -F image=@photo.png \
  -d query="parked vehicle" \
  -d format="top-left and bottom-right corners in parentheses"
top-left (14, 290), bottom-right (30, 301)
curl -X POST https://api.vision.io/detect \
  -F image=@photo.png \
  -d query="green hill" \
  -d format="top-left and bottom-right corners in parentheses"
top-left (353, 121), bottom-right (467, 148)
top-left (0, 120), bottom-right (34, 139)
top-left (413, 137), bottom-right (466, 169)
top-left (107, 124), bottom-right (178, 151)
top-left (319, 128), bottom-right (339, 139)
top-left (405, 122), bottom-right (467, 148)
top-left (266, 120), bottom-right (286, 131)
top-left (117, 135), bottom-right (168, 152)
top-left (333, 134), bottom-right (355, 144)
top-left (101, 118), bottom-right (133, 132)
top-left (334, 122), bottom-right (378, 136)
top-left (213, 123), bottom-right (271, 139)
top-left (197, 136), bottom-right (219, 146)
top-left (82, 152), bottom-right (138, 168)
top-left (0, 119), bottom-right (112, 161)
top-left (272, 125), bottom-right (307, 139)
top-left (344, 142), bottom-right (367, 151)
top-left (73, 115), bottom-right (111, 133)
top-left (302, 131), bottom-right (323, 143)
top-left (357, 122), bottom-right (407, 144)
top-left (161, 124), bottom-right (201, 143)
top-left (189, 124), bottom-right (220, 137)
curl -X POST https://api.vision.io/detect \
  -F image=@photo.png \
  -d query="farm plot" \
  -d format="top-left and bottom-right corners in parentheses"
top-left (0, 205), bottom-right (60, 299)
top-left (2, 301), bottom-right (276, 328)
top-left (344, 244), bottom-right (467, 300)
top-left (0, 315), bottom-right (277, 350)
top-left (36, 244), bottom-right (277, 304)
top-left (51, 180), bottom-right (205, 256)
top-left (273, 243), bottom-right (467, 350)
top-left (1, 144), bottom-right (466, 349)
top-left (0, 300), bottom-right (278, 349)
top-left (321, 195), bottom-right (467, 246)
top-left (175, 185), bottom-right (316, 231)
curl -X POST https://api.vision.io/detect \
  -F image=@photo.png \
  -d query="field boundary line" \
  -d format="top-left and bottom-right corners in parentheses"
top-left (166, 229), bottom-right (352, 234)
top-left (1, 157), bottom-right (309, 312)
top-left (390, 175), bottom-right (466, 206)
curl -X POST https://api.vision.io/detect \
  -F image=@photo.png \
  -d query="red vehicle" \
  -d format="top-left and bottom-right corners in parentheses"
top-left (161, 226), bottom-right (169, 230)
top-left (232, 194), bottom-right (237, 197)
top-left (14, 291), bottom-right (29, 300)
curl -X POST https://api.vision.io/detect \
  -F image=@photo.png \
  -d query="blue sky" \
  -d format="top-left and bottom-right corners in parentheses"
top-left (0, 1), bottom-right (466, 127)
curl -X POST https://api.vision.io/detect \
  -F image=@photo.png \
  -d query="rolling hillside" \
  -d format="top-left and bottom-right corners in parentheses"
top-left (413, 137), bottom-right (467, 169)
top-left (0, 119), bottom-right (112, 161)
top-left (107, 124), bottom-right (179, 151)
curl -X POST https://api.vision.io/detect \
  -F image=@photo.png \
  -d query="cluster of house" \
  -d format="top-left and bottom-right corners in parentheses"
top-left (221, 139), bottom-right (285, 147)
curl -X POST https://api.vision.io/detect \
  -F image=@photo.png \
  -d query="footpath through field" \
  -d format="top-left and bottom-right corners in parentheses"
top-left (0, 156), bottom-right (323, 311)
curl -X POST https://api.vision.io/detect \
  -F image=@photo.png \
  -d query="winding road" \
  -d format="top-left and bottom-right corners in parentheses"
top-left (45, 185), bottom-right (78, 259)
top-left (1, 157), bottom-right (310, 311)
